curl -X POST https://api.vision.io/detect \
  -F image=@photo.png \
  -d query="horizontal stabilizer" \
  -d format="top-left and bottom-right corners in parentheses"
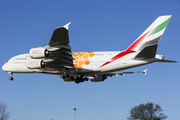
top-left (156, 59), bottom-right (177, 63)
top-left (108, 69), bottom-right (147, 76)
top-left (121, 69), bottom-right (147, 75)
top-left (135, 45), bottom-right (157, 59)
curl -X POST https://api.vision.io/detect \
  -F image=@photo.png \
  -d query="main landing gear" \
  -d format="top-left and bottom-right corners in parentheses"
top-left (60, 72), bottom-right (69, 79)
top-left (60, 74), bottom-right (89, 84)
top-left (8, 72), bottom-right (13, 81)
top-left (75, 75), bottom-right (89, 84)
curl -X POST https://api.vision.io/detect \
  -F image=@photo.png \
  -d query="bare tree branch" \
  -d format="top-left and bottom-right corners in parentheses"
top-left (0, 101), bottom-right (10, 120)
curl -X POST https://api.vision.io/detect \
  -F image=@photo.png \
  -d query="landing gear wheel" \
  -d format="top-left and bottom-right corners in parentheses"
top-left (84, 77), bottom-right (89, 81)
top-left (75, 80), bottom-right (79, 84)
top-left (60, 75), bottom-right (65, 79)
top-left (65, 74), bottom-right (69, 77)
top-left (70, 76), bottom-right (75, 80)
top-left (8, 72), bottom-right (13, 81)
top-left (9, 77), bottom-right (13, 81)
top-left (63, 71), bottom-right (69, 78)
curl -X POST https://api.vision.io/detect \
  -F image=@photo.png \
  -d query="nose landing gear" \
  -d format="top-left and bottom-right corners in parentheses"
top-left (8, 72), bottom-right (13, 81)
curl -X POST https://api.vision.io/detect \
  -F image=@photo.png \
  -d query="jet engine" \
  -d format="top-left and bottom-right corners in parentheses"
top-left (90, 75), bottom-right (107, 82)
top-left (26, 59), bottom-right (45, 69)
top-left (29, 48), bottom-right (49, 58)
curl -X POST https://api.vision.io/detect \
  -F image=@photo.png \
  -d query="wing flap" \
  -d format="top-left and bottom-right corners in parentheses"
top-left (43, 52), bottom-right (74, 70)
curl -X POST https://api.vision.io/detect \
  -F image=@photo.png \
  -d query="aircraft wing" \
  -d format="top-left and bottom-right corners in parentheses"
top-left (43, 22), bottom-right (75, 71)
top-left (48, 22), bottom-right (71, 46)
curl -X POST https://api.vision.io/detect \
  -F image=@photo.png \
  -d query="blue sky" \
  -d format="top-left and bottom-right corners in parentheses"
top-left (0, 0), bottom-right (180, 120)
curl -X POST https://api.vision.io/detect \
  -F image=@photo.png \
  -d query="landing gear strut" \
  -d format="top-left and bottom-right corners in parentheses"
top-left (74, 75), bottom-right (89, 84)
top-left (8, 72), bottom-right (13, 81)
top-left (60, 72), bottom-right (69, 79)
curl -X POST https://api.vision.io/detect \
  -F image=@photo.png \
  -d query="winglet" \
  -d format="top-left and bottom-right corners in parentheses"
top-left (63, 22), bottom-right (71, 30)
top-left (143, 69), bottom-right (147, 75)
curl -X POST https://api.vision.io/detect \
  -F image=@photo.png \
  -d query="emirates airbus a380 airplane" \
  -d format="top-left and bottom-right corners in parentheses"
top-left (2, 15), bottom-right (176, 84)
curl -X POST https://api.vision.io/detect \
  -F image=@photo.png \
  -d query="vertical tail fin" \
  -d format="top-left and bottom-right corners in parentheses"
top-left (100, 16), bottom-right (172, 67)
top-left (126, 15), bottom-right (172, 59)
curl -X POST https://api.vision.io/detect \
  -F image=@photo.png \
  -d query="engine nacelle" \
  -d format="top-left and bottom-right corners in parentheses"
top-left (90, 75), bottom-right (107, 82)
top-left (26, 59), bottom-right (44, 69)
top-left (29, 48), bottom-right (49, 58)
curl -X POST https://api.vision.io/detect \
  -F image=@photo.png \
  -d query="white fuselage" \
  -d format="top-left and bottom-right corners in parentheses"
top-left (2, 51), bottom-right (161, 76)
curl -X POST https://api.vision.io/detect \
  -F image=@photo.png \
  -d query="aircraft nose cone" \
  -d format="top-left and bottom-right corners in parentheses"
top-left (2, 63), bottom-right (8, 71)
